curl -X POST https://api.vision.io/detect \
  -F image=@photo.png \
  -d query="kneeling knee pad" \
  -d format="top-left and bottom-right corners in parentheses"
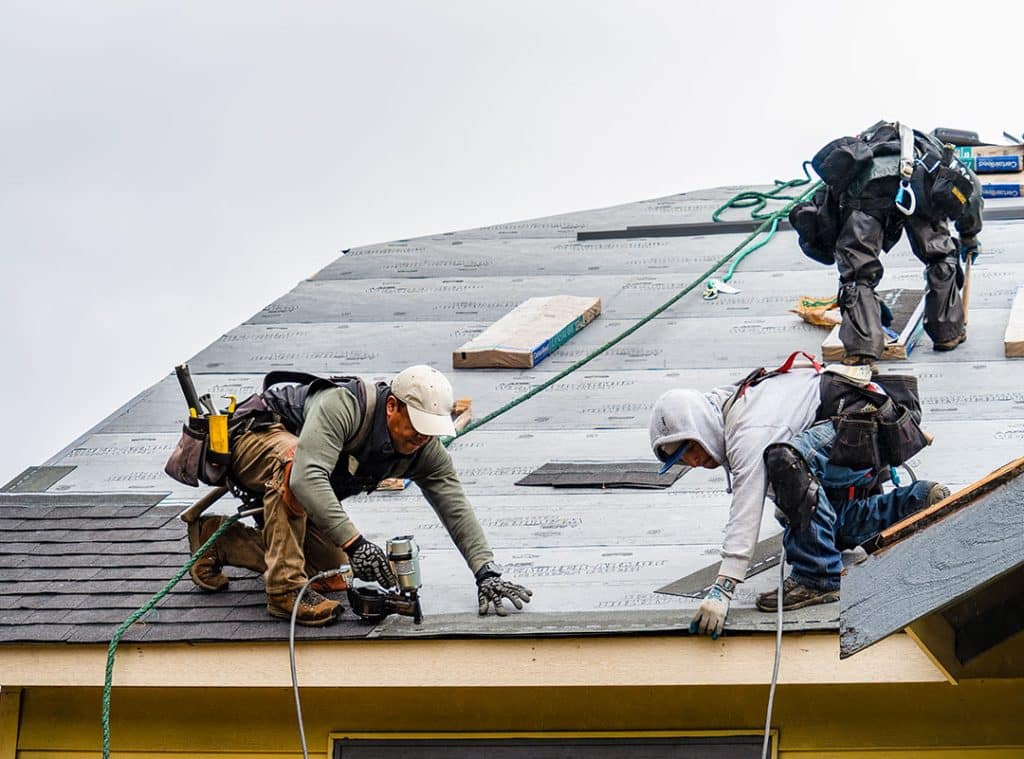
top-left (764, 443), bottom-right (820, 533)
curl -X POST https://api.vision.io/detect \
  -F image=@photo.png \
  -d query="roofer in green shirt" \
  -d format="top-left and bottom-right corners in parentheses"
top-left (187, 365), bottom-right (532, 626)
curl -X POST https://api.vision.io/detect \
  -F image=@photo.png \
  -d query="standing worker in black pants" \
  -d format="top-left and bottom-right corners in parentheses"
top-left (791, 121), bottom-right (984, 365)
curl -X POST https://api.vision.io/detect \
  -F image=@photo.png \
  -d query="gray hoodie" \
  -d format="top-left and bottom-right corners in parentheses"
top-left (650, 367), bottom-right (821, 581)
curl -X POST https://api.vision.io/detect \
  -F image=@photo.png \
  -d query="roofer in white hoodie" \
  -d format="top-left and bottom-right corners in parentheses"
top-left (649, 364), bottom-right (948, 639)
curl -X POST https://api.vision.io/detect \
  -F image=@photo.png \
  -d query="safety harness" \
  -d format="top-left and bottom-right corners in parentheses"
top-left (257, 372), bottom-right (419, 501)
top-left (723, 351), bottom-right (927, 502)
top-left (721, 351), bottom-right (822, 420)
top-left (206, 371), bottom-right (423, 522)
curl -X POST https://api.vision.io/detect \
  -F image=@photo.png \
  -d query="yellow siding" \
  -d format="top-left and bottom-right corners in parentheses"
top-left (13, 681), bottom-right (1024, 757)
top-left (0, 689), bottom-right (21, 759)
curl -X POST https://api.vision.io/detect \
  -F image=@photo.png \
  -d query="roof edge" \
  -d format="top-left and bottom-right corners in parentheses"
top-left (0, 633), bottom-right (946, 689)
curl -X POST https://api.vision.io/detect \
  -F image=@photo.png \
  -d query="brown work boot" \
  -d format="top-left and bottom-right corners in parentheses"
top-left (186, 515), bottom-right (267, 592)
top-left (266, 588), bottom-right (342, 626)
top-left (933, 331), bottom-right (966, 352)
top-left (188, 517), bottom-right (230, 592)
top-left (756, 577), bottom-right (840, 612)
top-left (926, 482), bottom-right (951, 506)
top-left (310, 574), bottom-right (348, 593)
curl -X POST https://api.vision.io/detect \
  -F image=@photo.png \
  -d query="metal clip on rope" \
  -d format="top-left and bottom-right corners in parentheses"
top-left (895, 179), bottom-right (916, 216)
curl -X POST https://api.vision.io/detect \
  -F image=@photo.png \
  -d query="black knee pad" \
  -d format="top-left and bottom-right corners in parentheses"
top-left (764, 443), bottom-right (820, 533)
top-left (837, 282), bottom-right (858, 308)
top-left (926, 257), bottom-right (961, 288)
top-left (837, 281), bottom-right (878, 310)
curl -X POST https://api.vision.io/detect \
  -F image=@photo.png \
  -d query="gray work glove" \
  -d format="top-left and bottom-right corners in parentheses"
top-left (346, 536), bottom-right (397, 588)
top-left (475, 562), bottom-right (533, 616)
top-left (689, 576), bottom-right (737, 640)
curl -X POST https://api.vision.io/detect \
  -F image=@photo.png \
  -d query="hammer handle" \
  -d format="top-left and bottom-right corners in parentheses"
top-left (962, 255), bottom-right (972, 326)
top-left (180, 486), bottom-right (230, 524)
top-left (175, 364), bottom-right (203, 414)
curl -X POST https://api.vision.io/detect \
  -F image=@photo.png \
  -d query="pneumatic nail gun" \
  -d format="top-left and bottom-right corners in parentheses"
top-left (346, 535), bottom-right (423, 625)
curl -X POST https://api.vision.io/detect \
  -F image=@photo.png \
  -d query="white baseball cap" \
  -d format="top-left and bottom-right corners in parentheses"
top-left (391, 365), bottom-right (457, 437)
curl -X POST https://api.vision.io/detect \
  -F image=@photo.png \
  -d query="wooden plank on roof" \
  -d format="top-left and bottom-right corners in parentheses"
top-left (821, 289), bottom-right (925, 362)
top-left (452, 295), bottom-right (601, 369)
top-left (1006, 285), bottom-right (1024, 357)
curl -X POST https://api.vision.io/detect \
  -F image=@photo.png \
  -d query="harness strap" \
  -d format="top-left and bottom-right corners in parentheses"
top-left (721, 351), bottom-right (822, 420)
top-left (262, 370), bottom-right (325, 392)
top-left (348, 378), bottom-right (377, 454)
top-left (277, 378), bottom-right (378, 519)
top-left (776, 350), bottom-right (822, 374)
top-left (841, 195), bottom-right (893, 212)
top-left (898, 122), bottom-right (915, 180)
top-left (895, 122), bottom-right (918, 215)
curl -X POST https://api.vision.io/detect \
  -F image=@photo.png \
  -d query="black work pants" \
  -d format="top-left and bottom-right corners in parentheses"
top-left (834, 208), bottom-right (964, 359)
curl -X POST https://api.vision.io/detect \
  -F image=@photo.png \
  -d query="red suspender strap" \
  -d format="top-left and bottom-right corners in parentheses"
top-left (777, 350), bottom-right (823, 374)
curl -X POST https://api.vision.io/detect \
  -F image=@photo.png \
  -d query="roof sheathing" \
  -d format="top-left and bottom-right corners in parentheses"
top-left (3, 187), bottom-right (1024, 644)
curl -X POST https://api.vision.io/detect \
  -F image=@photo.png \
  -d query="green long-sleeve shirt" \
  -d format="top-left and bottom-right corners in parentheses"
top-left (288, 386), bottom-right (493, 574)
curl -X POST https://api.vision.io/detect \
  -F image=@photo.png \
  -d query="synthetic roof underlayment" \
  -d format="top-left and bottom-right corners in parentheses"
top-left (2, 184), bottom-right (1023, 645)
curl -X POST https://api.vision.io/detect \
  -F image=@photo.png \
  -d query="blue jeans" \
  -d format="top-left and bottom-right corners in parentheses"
top-left (777, 422), bottom-right (934, 592)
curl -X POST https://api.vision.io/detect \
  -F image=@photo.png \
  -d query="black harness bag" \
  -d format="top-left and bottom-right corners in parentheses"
top-left (818, 373), bottom-right (928, 470)
top-left (812, 136), bottom-right (874, 193)
top-left (789, 185), bottom-right (840, 266)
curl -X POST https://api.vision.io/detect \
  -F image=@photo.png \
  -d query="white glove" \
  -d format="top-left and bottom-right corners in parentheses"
top-left (689, 576), bottom-right (737, 640)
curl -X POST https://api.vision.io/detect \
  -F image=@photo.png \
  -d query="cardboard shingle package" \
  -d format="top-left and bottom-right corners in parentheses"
top-left (453, 295), bottom-right (601, 369)
top-left (956, 144), bottom-right (1024, 174)
top-left (981, 173), bottom-right (1024, 199)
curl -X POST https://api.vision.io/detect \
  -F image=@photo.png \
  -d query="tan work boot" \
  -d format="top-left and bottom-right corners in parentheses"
top-left (756, 577), bottom-right (840, 612)
top-left (266, 588), bottom-right (342, 626)
top-left (188, 517), bottom-right (230, 592)
top-left (187, 515), bottom-right (268, 592)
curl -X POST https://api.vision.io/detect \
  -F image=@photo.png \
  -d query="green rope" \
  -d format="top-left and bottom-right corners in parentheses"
top-left (101, 513), bottom-right (241, 759)
top-left (710, 161), bottom-right (816, 283)
top-left (712, 162), bottom-right (815, 223)
top-left (448, 175), bottom-right (822, 442)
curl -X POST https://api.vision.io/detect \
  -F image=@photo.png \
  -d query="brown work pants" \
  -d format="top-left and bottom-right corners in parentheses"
top-left (230, 424), bottom-right (347, 595)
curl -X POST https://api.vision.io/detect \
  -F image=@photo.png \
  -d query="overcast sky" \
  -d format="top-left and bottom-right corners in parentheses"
top-left (1, 1), bottom-right (1020, 485)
